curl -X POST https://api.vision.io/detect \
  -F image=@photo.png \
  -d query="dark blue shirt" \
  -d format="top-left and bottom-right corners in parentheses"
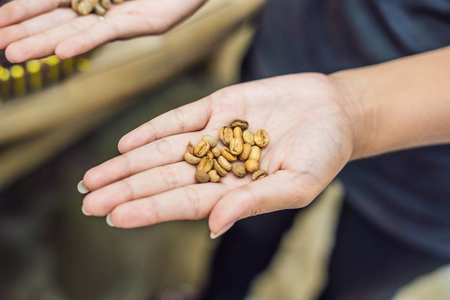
top-left (242, 0), bottom-right (450, 258)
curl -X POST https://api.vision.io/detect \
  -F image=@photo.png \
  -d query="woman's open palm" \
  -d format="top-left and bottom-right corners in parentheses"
top-left (81, 74), bottom-right (355, 236)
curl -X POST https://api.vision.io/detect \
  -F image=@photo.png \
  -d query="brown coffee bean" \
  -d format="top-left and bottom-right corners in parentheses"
top-left (72, 0), bottom-right (80, 11)
top-left (219, 126), bottom-right (233, 146)
top-left (195, 170), bottom-right (209, 183)
top-left (254, 129), bottom-right (270, 148)
top-left (202, 135), bottom-right (217, 148)
top-left (112, 0), bottom-right (124, 3)
top-left (249, 145), bottom-right (261, 161)
top-left (222, 147), bottom-right (237, 162)
top-left (245, 159), bottom-right (259, 173)
top-left (101, 0), bottom-right (112, 9)
top-left (207, 151), bottom-right (214, 159)
top-left (233, 127), bottom-right (243, 140)
top-left (208, 170), bottom-right (220, 183)
top-left (218, 156), bottom-right (232, 171)
top-left (230, 119), bottom-right (249, 130)
top-left (197, 156), bottom-right (213, 173)
top-left (229, 138), bottom-right (243, 155)
top-left (186, 141), bottom-right (194, 155)
top-left (212, 147), bottom-right (221, 158)
top-left (213, 159), bottom-right (228, 177)
top-left (232, 163), bottom-right (246, 178)
top-left (77, 0), bottom-right (94, 15)
top-left (252, 169), bottom-right (267, 181)
top-left (95, 3), bottom-right (106, 15)
top-left (194, 140), bottom-right (210, 157)
top-left (184, 152), bottom-right (201, 165)
top-left (239, 143), bottom-right (252, 160)
top-left (243, 130), bottom-right (255, 145)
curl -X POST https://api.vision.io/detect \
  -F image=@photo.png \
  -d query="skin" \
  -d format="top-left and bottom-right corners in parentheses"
top-left (1, 1), bottom-right (449, 237)
top-left (0, 0), bottom-right (206, 62)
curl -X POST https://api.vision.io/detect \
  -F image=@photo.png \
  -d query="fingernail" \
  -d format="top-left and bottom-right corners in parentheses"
top-left (81, 206), bottom-right (91, 216)
top-left (106, 213), bottom-right (115, 227)
top-left (77, 180), bottom-right (90, 194)
top-left (210, 221), bottom-right (235, 240)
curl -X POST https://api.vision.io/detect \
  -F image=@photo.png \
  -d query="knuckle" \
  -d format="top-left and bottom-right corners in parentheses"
top-left (157, 139), bottom-right (174, 162)
top-left (183, 187), bottom-right (203, 219)
top-left (173, 108), bottom-right (186, 132)
top-left (159, 166), bottom-right (179, 190)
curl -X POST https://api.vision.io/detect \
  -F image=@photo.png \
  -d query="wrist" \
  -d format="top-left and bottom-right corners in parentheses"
top-left (329, 69), bottom-right (376, 160)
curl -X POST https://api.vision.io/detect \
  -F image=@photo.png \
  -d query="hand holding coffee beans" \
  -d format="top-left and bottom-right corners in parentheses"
top-left (184, 119), bottom-right (269, 183)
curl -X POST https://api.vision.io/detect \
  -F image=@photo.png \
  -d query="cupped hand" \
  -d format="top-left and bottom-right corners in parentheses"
top-left (0, 0), bottom-right (206, 62)
top-left (81, 73), bottom-right (355, 236)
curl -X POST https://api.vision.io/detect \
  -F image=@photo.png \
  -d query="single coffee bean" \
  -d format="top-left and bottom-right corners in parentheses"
top-left (233, 127), bottom-right (243, 140)
top-left (252, 169), bottom-right (267, 180)
top-left (222, 147), bottom-right (237, 162)
top-left (254, 129), bottom-right (270, 148)
top-left (218, 156), bottom-right (232, 171)
top-left (212, 147), bottom-right (221, 158)
top-left (197, 156), bottom-right (213, 173)
top-left (194, 140), bottom-right (210, 157)
top-left (208, 170), bottom-right (220, 183)
top-left (95, 3), bottom-right (106, 15)
top-left (202, 135), bottom-right (217, 148)
top-left (112, 0), bottom-right (124, 3)
top-left (243, 130), bottom-right (255, 145)
top-left (230, 119), bottom-right (249, 130)
top-left (239, 143), bottom-right (252, 160)
top-left (207, 151), bottom-right (214, 159)
top-left (229, 138), bottom-right (243, 155)
top-left (186, 141), bottom-right (194, 155)
top-left (101, 0), bottom-right (112, 9)
top-left (245, 159), bottom-right (259, 173)
top-left (219, 126), bottom-right (233, 146)
top-left (195, 170), bottom-right (209, 183)
top-left (249, 145), bottom-right (261, 161)
top-left (78, 0), bottom-right (94, 15)
top-left (232, 163), bottom-right (246, 178)
top-left (214, 159), bottom-right (228, 177)
top-left (184, 152), bottom-right (201, 165)
top-left (72, 0), bottom-right (80, 11)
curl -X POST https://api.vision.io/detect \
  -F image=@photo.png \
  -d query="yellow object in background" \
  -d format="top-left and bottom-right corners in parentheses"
top-left (62, 57), bottom-right (74, 76)
top-left (45, 55), bottom-right (60, 84)
top-left (10, 65), bottom-right (26, 97)
top-left (26, 60), bottom-right (42, 92)
top-left (0, 66), bottom-right (8, 104)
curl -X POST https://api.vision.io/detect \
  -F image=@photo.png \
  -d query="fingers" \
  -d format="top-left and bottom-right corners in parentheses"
top-left (0, 0), bottom-right (61, 28)
top-left (83, 131), bottom-right (204, 191)
top-left (5, 13), bottom-right (100, 62)
top-left (208, 170), bottom-right (323, 235)
top-left (107, 182), bottom-right (230, 228)
top-left (83, 161), bottom-right (197, 216)
top-left (118, 97), bottom-right (213, 153)
top-left (0, 8), bottom-right (77, 50)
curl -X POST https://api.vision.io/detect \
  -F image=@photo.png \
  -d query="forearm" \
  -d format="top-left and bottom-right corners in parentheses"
top-left (331, 46), bottom-right (450, 160)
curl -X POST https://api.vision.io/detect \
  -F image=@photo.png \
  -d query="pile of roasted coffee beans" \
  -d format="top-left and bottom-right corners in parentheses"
top-left (71, 0), bottom-right (125, 16)
top-left (184, 119), bottom-right (269, 183)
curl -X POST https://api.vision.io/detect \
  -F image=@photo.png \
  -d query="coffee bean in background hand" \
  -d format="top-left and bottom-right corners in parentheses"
top-left (71, 0), bottom-right (125, 16)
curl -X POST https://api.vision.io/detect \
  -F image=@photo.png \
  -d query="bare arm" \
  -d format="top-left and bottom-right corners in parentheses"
top-left (332, 46), bottom-right (450, 160)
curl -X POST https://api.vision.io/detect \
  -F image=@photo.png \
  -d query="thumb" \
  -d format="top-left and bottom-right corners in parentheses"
top-left (208, 170), bottom-right (322, 239)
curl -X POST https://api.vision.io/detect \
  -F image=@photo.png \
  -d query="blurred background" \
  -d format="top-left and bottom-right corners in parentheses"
top-left (1, 0), bottom-right (449, 299)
